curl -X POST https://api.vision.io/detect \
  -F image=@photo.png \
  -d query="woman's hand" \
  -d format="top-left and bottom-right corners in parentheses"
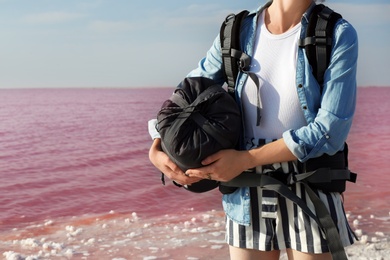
top-left (185, 149), bottom-right (250, 182)
top-left (185, 139), bottom-right (297, 182)
top-left (149, 138), bottom-right (202, 185)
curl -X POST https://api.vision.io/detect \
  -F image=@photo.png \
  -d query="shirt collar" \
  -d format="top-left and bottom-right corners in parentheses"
top-left (302, 1), bottom-right (317, 24)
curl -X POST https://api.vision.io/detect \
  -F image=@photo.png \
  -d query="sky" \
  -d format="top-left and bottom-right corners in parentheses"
top-left (0, 0), bottom-right (389, 88)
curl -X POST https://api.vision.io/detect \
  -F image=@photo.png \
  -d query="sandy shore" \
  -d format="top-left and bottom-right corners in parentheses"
top-left (1, 210), bottom-right (389, 260)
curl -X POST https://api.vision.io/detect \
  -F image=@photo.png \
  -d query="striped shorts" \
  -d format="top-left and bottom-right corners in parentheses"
top-left (225, 160), bottom-right (355, 254)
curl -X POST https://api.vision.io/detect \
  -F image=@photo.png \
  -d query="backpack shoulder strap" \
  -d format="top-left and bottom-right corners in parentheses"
top-left (220, 10), bottom-right (262, 125)
top-left (299, 4), bottom-right (342, 90)
top-left (220, 10), bottom-right (249, 95)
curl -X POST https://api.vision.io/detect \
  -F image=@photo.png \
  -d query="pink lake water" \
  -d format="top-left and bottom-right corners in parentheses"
top-left (0, 87), bottom-right (389, 259)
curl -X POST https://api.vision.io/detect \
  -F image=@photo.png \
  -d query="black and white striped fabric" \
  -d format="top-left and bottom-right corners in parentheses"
top-left (225, 139), bottom-right (355, 253)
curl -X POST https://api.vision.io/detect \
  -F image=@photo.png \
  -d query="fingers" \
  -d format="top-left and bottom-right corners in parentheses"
top-left (185, 166), bottom-right (213, 180)
top-left (149, 141), bottom-right (203, 186)
top-left (185, 149), bottom-right (244, 182)
top-left (184, 153), bottom-right (220, 180)
top-left (168, 168), bottom-right (202, 186)
top-left (201, 151), bottom-right (222, 165)
top-left (161, 160), bottom-right (191, 184)
top-left (159, 155), bottom-right (203, 185)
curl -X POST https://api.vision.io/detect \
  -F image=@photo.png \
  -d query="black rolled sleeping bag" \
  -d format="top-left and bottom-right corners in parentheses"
top-left (156, 77), bottom-right (241, 193)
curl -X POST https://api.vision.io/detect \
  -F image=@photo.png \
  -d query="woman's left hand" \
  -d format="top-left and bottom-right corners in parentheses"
top-left (185, 149), bottom-right (250, 182)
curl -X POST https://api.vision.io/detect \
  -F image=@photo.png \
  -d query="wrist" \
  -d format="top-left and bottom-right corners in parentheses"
top-left (245, 148), bottom-right (262, 170)
top-left (151, 138), bottom-right (162, 150)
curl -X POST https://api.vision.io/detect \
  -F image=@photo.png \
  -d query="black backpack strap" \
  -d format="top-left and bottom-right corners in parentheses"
top-left (220, 10), bottom-right (250, 94)
top-left (220, 10), bottom-right (264, 125)
top-left (221, 172), bottom-right (349, 260)
top-left (299, 4), bottom-right (342, 89)
top-left (302, 183), bottom-right (351, 259)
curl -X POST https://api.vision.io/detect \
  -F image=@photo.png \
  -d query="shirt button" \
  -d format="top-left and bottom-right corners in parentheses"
top-left (302, 105), bottom-right (308, 110)
top-left (298, 84), bottom-right (303, 88)
top-left (325, 135), bottom-right (330, 139)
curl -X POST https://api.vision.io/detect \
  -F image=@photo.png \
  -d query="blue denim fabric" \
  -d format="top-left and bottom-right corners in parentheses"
top-left (187, 2), bottom-right (358, 225)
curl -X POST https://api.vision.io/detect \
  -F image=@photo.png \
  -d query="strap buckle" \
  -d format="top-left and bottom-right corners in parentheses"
top-left (287, 172), bottom-right (298, 186)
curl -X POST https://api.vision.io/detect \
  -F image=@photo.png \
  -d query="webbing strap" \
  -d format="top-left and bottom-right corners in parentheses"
top-left (315, 6), bottom-right (332, 86)
top-left (303, 183), bottom-right (349, 259)
top-left (221, 11), bottom-right (249, 93)
top-left (220, 3), bottom-right (272, 124)
top-left (299, 4), bottom-right (342, 88)
top-left (293, 168), bottom-right (357, 184)
top-left (248, 73), bottom-right (262, 126)
top-left (299, 36), bottom-right (332, 47)
top-left (161, 85), bottom-right (230, 147)
top-left (222, 168), bottom-right (356, 188)
top-left (190, 112), bottom-right (236, 148)
top-left (221, 173), bottom-right (349, 260)
top-left (230, 49), bottom-right (261, 125)
top-left (222, 173), bottom-right (320, 225)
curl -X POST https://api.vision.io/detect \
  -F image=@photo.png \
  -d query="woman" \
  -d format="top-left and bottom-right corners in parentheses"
top-left (149, 0), bottom-right (358, 259)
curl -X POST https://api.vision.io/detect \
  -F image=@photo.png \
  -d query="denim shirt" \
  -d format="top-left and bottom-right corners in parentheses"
top-left (187, 1), bottom-right (358, 225)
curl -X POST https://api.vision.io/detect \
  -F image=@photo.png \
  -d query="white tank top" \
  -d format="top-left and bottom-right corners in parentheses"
top-left (241, 10), bottom-right (307, 140)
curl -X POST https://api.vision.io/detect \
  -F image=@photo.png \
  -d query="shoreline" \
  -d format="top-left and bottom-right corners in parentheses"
top-left (1, 210), bottom-right (389, 260)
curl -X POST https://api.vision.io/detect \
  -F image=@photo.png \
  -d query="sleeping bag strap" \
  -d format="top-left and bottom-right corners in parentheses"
top-left (164, 85), bottom-right (236, 148)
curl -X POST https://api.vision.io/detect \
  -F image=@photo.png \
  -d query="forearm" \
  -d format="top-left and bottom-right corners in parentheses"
top-left (245, 138), bottom-right (297, 169)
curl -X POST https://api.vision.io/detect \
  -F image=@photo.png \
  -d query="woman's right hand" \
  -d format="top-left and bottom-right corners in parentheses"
top-left (148, 138), bottom-right (202, 186)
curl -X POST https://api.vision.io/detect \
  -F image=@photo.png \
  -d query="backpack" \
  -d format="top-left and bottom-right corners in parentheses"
top-left (219, 3), bottom-right (356, 191)
top-left (219, 4), bottom-right (357, 260)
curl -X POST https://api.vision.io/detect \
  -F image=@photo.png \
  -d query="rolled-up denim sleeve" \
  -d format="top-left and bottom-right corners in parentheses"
top-left (148, 119), bottom-right (161, 140)
top-left (283, 19), bottom-right (358, 162)
top-left (186, 35), bottom-right (226, 84)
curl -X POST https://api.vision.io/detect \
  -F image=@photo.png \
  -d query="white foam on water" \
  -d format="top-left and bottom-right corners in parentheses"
top-left (1, 210), bottom-right (390, 259)
top-left (0, 210), bottom-right (231, 259)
